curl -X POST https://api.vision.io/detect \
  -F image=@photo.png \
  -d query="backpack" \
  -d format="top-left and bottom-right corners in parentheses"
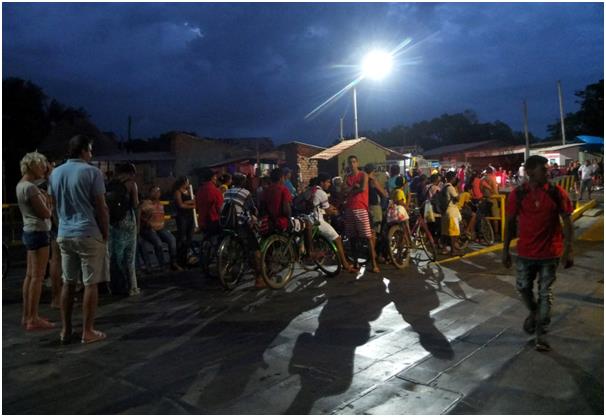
top-left (106, 179), bottom-right (131, 225)
top-left (220, 199), bottom-right (238, 229)
top-left (514, 183), bottom-right (562, 216)
top-left (292, 186), bottom-right (318, 214)
top-left (432, 184), bottom-right (453, 215)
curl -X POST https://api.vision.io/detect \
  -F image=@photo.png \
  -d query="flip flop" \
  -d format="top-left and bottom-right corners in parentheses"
top-left (344, 266), bottom-right (359, 274)
top-left (25, 319), bottom-right (56, 331)
top-left (81, 330), bottom-right (107, 344)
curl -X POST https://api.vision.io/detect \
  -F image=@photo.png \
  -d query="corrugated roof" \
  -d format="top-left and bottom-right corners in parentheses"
top-left (311, 139), bottom-right (365, 160)
top-left (285, 141), bottom-right (326, 150)
top-left (423, 140), bottom-right (497, 157)
top-left (311, 138), bottom-right (408, 160)
top-left (531, 143), bottom-right (584, 152)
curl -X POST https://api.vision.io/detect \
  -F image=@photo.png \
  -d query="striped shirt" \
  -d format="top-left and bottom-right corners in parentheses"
top-left (222, 187), bottom-right (256, 217)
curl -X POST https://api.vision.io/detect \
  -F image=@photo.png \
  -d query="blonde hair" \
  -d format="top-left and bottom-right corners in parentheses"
top-left (20, 152), bottom-right (48, 176)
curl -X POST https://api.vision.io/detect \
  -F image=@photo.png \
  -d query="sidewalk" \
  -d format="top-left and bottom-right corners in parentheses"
top-left (2, 212), bottom-right (603, 414)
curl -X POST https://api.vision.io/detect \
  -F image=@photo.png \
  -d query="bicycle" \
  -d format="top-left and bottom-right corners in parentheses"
top-left (459, 200), bottom-right (495, 246)
top-left (198, 230), bottom-right (223, 279)
top-left (260, 221), bottom-right (341, 289)
top-left (408, 207), bottom-right (439, 262)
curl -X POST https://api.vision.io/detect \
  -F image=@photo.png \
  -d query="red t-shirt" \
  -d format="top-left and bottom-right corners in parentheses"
top-left (262, 182), bottom-right (292, 231)
top-left (471, 178), bottom-right (482, 199)
top-left (507, 183), bottom-right (573, 259)
top-left (196, 181), bottom-right (224, 229)
top-left (345, 171), bottom-right (369, 210)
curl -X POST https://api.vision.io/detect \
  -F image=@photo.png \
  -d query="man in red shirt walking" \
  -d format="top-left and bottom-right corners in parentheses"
top-left (343, 155), bottom-right (380, 273)
top-left (196, 168), bottom-right (224, 235)
top-left (502, 155), bottom-right (574, 352)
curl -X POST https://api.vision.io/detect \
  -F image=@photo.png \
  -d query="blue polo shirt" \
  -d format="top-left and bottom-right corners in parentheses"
top-left (48, 159), bottom-right (106, 239)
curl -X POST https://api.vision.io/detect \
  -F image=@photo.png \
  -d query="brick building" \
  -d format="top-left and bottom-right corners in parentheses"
top-left (277, 141), bottom-right (326, 191)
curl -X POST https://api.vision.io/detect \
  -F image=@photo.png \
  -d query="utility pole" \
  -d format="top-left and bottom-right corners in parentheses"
top-left (523, 100), bottom-right (530, 160)
top-left (339, 117), bottom-right (344, 141)
top-left (353, 87), bottom-right (359, 139)
top-left (557, 80), bottom-right (566, 145)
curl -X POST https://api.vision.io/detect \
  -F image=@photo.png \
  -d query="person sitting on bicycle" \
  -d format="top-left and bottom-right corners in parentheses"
top-left (313, 173), bottom-right (358, 273)
top-left (221, 173), bottom-right (264, 288)
top-left (260, 167), bottom-right (315, 262)
top-left (390, 175), bottom-right (413, 236)
top-left (457, 188), bottom-right (476, 239)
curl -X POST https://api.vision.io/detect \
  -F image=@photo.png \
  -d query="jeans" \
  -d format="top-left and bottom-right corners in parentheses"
top-left (176, 214), bottom-right (194, 266)
top-left (580, 178), bottom-right (592, 199)
top-left (515, 257), bottom-right (559, 331)
top-left (139, 228), bottom-right (177, 266)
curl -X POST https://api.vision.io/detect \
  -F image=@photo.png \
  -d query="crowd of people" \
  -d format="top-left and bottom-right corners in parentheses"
top-left (11, 133), bottom-right (601, 346)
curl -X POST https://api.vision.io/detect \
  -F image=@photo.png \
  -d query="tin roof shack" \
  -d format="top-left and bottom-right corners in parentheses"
top-left (422, 140), bottom-right (500, 169)
top-left (529, 143), bottom-right (597, 166)
top-left (277, 141), bottom-right (326, 192)
top-left (311, 138), bottom-right (407, 178)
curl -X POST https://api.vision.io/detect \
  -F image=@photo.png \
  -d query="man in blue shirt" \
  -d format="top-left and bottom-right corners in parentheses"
top-left (49, 134), bottom-right (110, 345)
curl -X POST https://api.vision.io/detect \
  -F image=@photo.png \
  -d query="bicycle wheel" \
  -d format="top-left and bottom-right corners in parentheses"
top-left (217, 234), bottom-right (246, 290)
top-left (2, 243), bottom-right (8, 279)
top-left (312, 235), bottom-right (341, 277)
top-left (480, 218), bottom-right (495, 245)
top-left (418, 226), bottom-right (438, 262)
top-left (261, 235), bottom-right (295, 289)
top-left (200, 235), bottom-right (219, 279)
top-left (386, 224), bottom-right (411, 269)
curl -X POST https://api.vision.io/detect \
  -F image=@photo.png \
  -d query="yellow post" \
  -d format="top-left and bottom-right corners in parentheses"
top-left (500, 194), bottom-right (505, 242)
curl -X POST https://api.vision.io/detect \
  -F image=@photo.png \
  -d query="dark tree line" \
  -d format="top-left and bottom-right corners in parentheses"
top-left (545, 79), bottom-right (604, 142)
top-left (3, 77), bottom-right (91, 201)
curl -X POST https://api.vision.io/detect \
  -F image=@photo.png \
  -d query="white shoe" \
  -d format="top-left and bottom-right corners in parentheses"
top-left (128, 287), bottom-right (141, 296)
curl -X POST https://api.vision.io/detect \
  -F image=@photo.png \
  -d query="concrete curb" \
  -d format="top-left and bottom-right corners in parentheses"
top-left (437, 199), bottom-right (598, 265)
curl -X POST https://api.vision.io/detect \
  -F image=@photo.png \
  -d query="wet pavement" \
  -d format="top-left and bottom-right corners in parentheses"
top-left (2, 213), bottom-right (603, 414)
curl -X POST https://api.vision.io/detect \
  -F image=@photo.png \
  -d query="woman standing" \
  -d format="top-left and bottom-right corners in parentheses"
top-left (109, 163), bottom-right (140, 296)
top-left (173, 176), bottom-right (196, 268)
top-left (17, 152), bottom-right (54, 330)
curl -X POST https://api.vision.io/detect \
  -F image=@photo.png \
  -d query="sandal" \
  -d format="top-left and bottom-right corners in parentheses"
top-left (25, 319), bottom-right (55, 331)
top-left (343, 265), bottom-right (359, 274)
top-left (81, 330), bottom-right (107, 344)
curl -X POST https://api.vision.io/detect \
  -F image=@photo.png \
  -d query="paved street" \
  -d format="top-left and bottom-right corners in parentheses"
top-left (2, 213), bottom-right (603, 414)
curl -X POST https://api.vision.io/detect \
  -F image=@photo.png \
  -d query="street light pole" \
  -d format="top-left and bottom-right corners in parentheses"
top-left (353, 86), bottom-right (359, 139)
top-left (557, 80), bottom-right (566, 145)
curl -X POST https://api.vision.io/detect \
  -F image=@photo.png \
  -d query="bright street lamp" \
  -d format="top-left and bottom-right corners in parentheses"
top-left (354, 49), bottom-right (393, 138)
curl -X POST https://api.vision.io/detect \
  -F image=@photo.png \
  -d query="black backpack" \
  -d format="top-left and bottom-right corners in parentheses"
top-left (220, 199), bottom-right (238, 229)
top-left (106, 179), bottom-right (131, 225)
top-left (432, 184), bottom-right (453, 215)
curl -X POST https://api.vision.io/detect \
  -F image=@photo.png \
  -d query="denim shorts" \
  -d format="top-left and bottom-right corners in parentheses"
top-left (22, 231), bottom-right (51, 251)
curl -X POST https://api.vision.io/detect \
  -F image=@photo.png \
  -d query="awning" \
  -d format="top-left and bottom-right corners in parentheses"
top-left (576, 135), bottom-right (604, 145)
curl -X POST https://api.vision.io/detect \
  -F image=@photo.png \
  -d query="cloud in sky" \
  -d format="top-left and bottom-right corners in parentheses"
top-left (3, 2), bottom-right (603, 145)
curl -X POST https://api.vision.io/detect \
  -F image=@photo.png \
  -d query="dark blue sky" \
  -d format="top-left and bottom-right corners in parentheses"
top-left (3, 2), bottom-right (603, 146)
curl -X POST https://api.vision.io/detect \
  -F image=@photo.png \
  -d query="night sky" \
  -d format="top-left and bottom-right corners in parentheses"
top-left (3, 2), bottom-right (604, 146)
